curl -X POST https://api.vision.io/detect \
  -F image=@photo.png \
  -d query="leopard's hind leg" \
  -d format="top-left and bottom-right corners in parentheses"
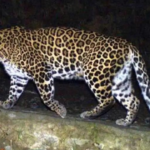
top-left (80, 69), bottom-right (115, 119)
top-left (112, 62), bottom-right (140, 126)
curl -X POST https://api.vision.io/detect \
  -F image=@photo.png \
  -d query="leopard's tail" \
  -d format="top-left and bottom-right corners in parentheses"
top-left (131, 45), bottom-right (150, 109)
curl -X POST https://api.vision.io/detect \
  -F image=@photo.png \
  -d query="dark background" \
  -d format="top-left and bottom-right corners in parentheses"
top-left (0, 0), bottom-right (150, 124)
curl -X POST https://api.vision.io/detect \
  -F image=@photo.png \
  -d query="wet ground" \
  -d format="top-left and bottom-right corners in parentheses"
top-left (0, 67), bottom-right (149, 126)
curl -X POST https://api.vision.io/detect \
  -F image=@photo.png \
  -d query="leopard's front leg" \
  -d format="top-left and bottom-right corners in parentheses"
top-left (33, 70), bottom-right (67, 118)
top-left (1, 76), bottom-right (29, 109)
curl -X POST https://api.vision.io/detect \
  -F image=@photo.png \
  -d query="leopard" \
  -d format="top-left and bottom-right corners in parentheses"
top-left (0, 26), bottom-right (150, 126)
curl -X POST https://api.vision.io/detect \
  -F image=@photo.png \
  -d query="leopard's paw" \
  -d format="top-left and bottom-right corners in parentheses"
top-left (1, 100), bottom-right (14, 109)
top-left (80, 111), bottom-right (92, 119)
top-left (56, 104), bottom-right (67, 118)
top-left (116, 118), bottom-right (131, 126)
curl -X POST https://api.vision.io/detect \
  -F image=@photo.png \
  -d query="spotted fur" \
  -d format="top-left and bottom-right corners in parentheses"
top-left (0, 26), bottom-right (150, 126)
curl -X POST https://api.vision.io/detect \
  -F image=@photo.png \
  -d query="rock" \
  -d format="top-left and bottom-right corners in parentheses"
top-left (0, 108), bottom-right (149, 150)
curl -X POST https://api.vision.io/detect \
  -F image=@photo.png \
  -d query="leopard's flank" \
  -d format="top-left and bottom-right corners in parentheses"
top-left (0, 26), bottom-right (150, 126)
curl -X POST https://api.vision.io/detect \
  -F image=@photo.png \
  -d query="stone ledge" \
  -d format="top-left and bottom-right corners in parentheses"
top-left (0, 108), bottom-right (149, 150)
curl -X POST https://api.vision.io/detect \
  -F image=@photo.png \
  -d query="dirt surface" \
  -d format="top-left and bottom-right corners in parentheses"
top-left (0, 67), bottom-right (149, 127)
